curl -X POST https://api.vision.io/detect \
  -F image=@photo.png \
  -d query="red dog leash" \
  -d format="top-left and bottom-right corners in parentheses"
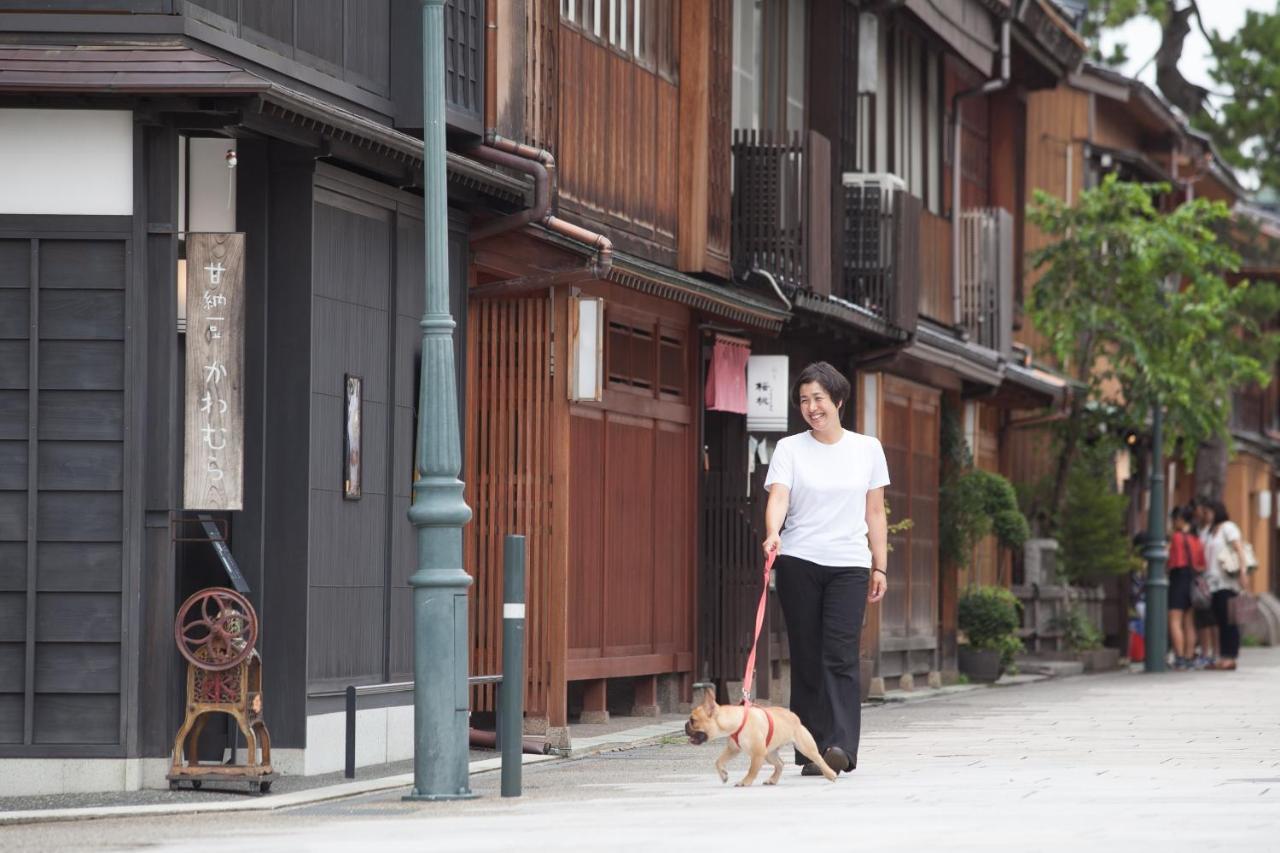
top-left (730, 548), bottom-right (777, 748)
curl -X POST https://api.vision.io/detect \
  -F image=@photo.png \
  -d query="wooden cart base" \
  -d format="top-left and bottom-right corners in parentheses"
top-left (166, 765), bottom-right (277, 794)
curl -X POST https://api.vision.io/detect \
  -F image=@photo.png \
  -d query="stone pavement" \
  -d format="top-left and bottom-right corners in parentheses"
top-left (3, 648), bottom-right (1278, 852)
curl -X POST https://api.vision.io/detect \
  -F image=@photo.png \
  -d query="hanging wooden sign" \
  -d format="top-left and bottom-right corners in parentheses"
top-left (184, 232), bottom-right (245, 510)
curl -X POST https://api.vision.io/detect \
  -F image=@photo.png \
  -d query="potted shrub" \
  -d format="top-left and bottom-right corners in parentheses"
top-left (958, 586), bottom-right (1024, 682)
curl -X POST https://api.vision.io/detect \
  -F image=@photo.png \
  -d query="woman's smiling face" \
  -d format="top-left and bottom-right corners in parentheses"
top-left (797, 380), bottom-right (841, 432)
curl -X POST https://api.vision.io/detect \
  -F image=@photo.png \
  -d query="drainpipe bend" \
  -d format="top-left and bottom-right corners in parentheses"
top-left (951, 15), bottom-right (1012, 326)
top-left (467, 132), bottom-right (612, 281)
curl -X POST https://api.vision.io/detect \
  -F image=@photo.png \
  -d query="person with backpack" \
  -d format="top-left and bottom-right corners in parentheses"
top-left (1166, 505), bottom-right (1206, 670)
top-left (1203, 500), bottom-right (1251, 671)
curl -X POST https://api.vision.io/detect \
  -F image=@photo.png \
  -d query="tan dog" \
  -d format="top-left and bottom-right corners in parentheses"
top-left (685, 689), bottom-right (837, 786)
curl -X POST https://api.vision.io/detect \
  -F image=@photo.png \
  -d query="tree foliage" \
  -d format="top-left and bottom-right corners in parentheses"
top-left (939, 407), bottom-right (1030, 568)
top-left (1080, 0), bottom-right (1280, 190)
top-left (1027, 176), bottom-right (1280, 464)
top-left (1055, 444), bottom-right (1139, 587)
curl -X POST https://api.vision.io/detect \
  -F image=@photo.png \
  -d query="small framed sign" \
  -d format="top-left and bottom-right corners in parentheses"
top-left (344, 374), bottom-right (363, 500)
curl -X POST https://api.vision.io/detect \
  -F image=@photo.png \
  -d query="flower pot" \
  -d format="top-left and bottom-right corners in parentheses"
top-left (958, 647), bottom-right (1003, 683)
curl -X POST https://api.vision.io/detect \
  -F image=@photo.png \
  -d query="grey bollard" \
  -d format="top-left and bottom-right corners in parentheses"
top-left (501, 535), bottom-right (526, 798)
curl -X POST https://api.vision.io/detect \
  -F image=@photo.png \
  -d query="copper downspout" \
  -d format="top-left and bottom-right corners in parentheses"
top-left (468, 132), bottom-right (614, 293)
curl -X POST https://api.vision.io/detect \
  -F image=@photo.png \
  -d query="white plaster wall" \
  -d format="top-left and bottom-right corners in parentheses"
top-left (303, 705), bottom-right (415, 776)
top-left (0, 759), bottom-right (170, 797)
top-left (0, 109), bottom-right (133, 215)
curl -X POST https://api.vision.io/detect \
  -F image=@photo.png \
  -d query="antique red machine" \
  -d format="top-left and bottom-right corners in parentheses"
top-left (167, 587), bottom-right (274, 793)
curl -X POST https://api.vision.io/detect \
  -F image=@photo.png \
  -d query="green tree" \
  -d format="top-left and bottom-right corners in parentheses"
top-left (1027, 176), bottom-right (1280, 517)
top-left (1056, 445), bottom-right (1138, 587)
top-left (939, 406), bottom-right (1030, 569)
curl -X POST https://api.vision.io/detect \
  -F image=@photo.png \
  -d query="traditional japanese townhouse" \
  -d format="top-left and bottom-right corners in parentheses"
top-left (1014, 62), bottom-right (1280, 646)
top-left (0, 0), bottom-right (537, 792)
top-left (460, 0), bottom-right (790, 750)
top-left (713, 0), bottom-right (1083, 701)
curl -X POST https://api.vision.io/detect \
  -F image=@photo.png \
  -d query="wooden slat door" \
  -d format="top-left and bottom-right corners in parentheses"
top-left (880, 375), bottom-right (940, 677)
top-left (0, 235), bottom-right (132, 750)
top-left (464, 296), bottom-right (554, 717)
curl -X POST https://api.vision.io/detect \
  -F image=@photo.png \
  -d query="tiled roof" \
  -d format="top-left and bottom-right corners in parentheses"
top-left (0, 44), bottom-right (268, 93)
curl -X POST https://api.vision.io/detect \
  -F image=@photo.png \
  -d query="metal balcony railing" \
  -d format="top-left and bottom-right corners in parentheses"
top-left (731, 129), bottom-right (809, 290)
top-left (957, 207), bottom-right (1014, 354)
top-left (731, 130), bottom-right (918, 334)
top-left (840, 180), bottom-right (920, 334)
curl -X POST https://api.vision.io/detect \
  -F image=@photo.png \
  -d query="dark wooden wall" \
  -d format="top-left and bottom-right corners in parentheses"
top-left (0, 218), bottom-right (137, 753)
top-left (302, 166), bottom-right (465, 697)
top-left (185, 0), bottom-right (392, 100)
top-left (556, 20), bottom-right (680, 264)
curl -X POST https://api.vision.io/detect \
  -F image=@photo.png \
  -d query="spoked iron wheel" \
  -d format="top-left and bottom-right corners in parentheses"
top-left (174, 587), bottom-right (258, 671)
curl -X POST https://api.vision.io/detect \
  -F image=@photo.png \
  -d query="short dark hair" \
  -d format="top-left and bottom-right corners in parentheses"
top-left (791, 361), bottom-right (851, 410)
top-left (1178, 506), bottom-right (1197, 525)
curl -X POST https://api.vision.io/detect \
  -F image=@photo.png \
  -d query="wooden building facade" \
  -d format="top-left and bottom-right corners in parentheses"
top-left (719, 0), bottom-right (1082, 696)
top-left (0, 0), bottom-right (531, 792)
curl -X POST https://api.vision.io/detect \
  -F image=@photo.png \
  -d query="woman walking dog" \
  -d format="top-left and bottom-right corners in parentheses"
top-left (762, 362), bottom-right (889, 776)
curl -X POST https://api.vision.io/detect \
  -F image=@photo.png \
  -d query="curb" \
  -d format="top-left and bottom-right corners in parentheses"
top-left (0, 721), bottom-right (692, 827)
top-left (0, 753), bottom-right (559, 827)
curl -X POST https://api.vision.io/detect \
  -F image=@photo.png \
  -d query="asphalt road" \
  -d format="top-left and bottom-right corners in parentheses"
top-left (3, 648), bottom-right (1278, 852)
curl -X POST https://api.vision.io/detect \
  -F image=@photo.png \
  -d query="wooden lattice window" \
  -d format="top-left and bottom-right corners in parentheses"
top-left (658, 329), bottom-right (686, 399)
top-left (607, 319), bottom-right (657, 392)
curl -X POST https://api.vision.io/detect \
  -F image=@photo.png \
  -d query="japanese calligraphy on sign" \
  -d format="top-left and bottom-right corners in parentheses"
top-left (184, 233), bottom-right (245, 510)
top-left (746, 355), bottom-right (789, 433)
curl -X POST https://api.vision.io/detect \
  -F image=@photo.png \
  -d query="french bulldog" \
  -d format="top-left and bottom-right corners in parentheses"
top-left (685, 689), bottom-right (837, 786)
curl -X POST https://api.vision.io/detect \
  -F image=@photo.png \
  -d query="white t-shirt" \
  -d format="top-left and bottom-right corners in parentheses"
top-left (1205, 520), bottom-right (1242, 592)
top-left (763, 429), bottom-right (891, 567)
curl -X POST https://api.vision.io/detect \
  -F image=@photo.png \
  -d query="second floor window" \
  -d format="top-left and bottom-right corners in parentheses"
top-left (561, 0), bottom-right (680, 80)
top-left (732, 0), bottom-right (806, 134)
top-left (876, 21), bottom-right (942, 214)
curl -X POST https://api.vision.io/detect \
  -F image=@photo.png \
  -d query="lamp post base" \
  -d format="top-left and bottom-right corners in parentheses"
top-left (403, 789), bottom-right (480, 802)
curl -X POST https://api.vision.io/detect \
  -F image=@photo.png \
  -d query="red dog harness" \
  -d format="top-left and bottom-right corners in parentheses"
top-left (729, 704), bottom-right (775, 749)
top-left (730, 549), bottom-right (778, 750)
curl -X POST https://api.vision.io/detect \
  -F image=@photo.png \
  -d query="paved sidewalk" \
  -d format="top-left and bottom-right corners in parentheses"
top-left (3, 648), bottom-right (1277, 852)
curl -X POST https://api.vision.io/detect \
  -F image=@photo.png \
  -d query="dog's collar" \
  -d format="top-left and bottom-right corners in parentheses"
top-left (729, 703), bottom-right (775, 750)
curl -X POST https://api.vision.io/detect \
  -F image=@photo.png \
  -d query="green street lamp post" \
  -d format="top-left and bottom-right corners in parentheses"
top-left (1143, 403), bottom-right (1169, 673)
top-left (405, 0), bottom-right (476, 801)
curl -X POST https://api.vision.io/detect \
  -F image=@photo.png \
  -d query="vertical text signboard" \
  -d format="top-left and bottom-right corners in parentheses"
top-left (184, 233), bottom-right (245, 510)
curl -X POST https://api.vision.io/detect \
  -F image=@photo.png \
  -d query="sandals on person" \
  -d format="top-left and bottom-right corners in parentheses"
top-left (1209, 659), bottom-right (1238, 670)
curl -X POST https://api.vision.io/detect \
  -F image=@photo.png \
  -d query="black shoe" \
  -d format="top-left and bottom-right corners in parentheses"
top-left (800, 762), bottom-right (826, 776)
top-left (822, 746), bottom-right (852, 773)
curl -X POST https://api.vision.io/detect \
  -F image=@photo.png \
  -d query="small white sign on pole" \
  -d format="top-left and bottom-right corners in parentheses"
top-left (747, 355), bottom-right (789, 433)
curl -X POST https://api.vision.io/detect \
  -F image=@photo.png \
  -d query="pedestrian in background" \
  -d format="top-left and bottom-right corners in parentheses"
top-left (1192, 499), bottom-right (1217, 668)
top-left (762, 361), bottom-right (889, 777)
top-left (1166, 505), bottom-right (1204, 670)
top-left (1203, 500), bottom-right (1249, 671)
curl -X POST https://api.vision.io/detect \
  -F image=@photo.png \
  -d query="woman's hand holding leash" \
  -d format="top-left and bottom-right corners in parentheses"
top-left (868, 568), bottom-right (887, 603)
top-left (762, 534), bottom-right (781, 557)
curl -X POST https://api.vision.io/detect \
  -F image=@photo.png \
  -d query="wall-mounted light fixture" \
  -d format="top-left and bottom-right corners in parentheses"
top-left (568, 294), bottom-right (604, 402)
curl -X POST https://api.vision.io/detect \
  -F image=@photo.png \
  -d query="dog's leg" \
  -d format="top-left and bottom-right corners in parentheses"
top-left (764, 749), bottom-right (784, 785)
top-left (735, 752), bottom-right (765, 787)
top-left (792, 725), bottom-right (838, 781)
top-left (714, 743), bottom-right (738, 784)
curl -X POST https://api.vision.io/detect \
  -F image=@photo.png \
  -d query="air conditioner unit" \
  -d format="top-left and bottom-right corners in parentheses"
top-left (841, 173), bottom-right (905, 273)
top-left (841, 172), bottom-right (906, 192)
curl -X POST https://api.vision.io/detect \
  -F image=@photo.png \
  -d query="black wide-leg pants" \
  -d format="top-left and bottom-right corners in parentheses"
top-left (774, 554), bottom-right (869, 767)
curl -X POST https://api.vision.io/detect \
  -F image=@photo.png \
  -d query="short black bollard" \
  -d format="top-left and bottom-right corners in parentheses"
top-left (345, 685), bottom-right (356, 779)
top-left (501, 535), bottom-right (526, 798)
